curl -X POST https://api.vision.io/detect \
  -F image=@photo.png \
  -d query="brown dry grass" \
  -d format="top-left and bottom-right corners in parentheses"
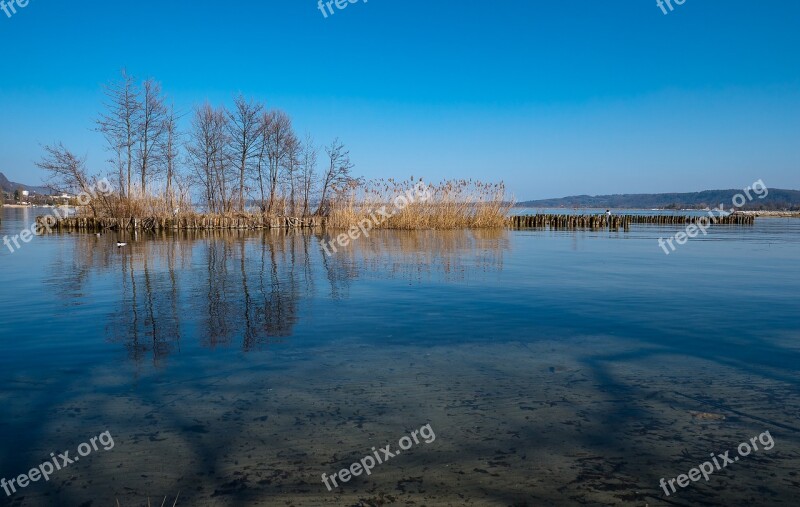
top-left (72, 178), bottom-right (513, 230)
top-left (326, 178), bottom-right (513, 229)
top-left (97, 191), bottom-right (194, 218)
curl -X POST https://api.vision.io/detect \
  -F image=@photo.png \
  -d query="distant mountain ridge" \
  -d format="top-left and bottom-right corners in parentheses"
top-left (0, 172), bottom-right (57, 195)
top-left (518, 189), bottom-right (800, 210)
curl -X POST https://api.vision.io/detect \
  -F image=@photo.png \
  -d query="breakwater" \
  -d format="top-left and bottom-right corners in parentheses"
top-left (34, 213), bottom-right (755, 233)
top-left (507, 214), bottom-right (754, 230)
top-left (34, 215), bottom-right (325, 232)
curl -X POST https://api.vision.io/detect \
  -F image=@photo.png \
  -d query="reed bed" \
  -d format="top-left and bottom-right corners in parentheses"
top-left (59, 178), bottom-right (513, 231)
top-left (75, 193), bottom-right (296, 224)
top-left (91, 191), bottom-right (194, 219)
top-left (326, 178), bottom-right (513, 229)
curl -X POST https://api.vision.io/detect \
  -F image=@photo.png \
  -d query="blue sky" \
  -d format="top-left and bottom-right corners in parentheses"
top-left (0, 0), bottom-right (798, 199)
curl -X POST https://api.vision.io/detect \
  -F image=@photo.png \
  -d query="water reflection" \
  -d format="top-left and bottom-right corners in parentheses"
top-left (48, 229), bottom-right (509, 364)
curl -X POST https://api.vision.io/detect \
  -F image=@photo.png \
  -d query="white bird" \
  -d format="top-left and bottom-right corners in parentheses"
top-left (116, 242), bottom-right (127, 248)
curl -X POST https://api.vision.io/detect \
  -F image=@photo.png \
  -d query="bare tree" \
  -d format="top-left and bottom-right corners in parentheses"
top-left (35, 143), bottom-right (110, 217)
top-left (161, 105), bottom-right (181, 212)
top-left (187, 104), bottom-right (216, 212)
top-left (187, 103), bottom-right (232, 213)
top-left (283, 132), bottom-right (301, 216)
top-left (299, 134), bottom-right (318, 217)
top-left (316, 138), bottom-right (355, 215)
top-left (96, 69), bottom-right (139, 198)
top-left (72, 71), bottom-right (366, 219)
top-left (253, 111), bottom-right (272, 212)
top-left (265, 110), bottom-right (293, 214)
top-left (36, 143), bottom-right (90, 194)
top-left (110, 142), bottom-right (126, 200)
top-left (136, 79), bottom-right (168, 196)
top-left (227, 95), bottom-right (264, 212)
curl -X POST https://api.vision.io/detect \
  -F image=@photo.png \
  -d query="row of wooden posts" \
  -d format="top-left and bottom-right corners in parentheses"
top-left (507, 214), bottom-right (754, 230)
top-left (34, 215), bottom-right (325, 232)
top-left (34, 213), bottom-right (755, 232)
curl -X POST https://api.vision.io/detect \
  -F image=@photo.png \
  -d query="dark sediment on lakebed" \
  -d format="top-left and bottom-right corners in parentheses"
top-left (8, 339), bottom-right (799, 506)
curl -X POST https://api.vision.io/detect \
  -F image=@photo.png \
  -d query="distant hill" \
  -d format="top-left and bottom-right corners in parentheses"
top-left (0, 172), bottom-right (57, 195)
top-left (517, 189), bottom-right (800, 211)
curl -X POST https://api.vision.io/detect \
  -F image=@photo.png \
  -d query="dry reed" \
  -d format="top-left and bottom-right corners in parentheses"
top-left (326, 178), bottom-right (513, 229)
top-left (69, 177), bottom-right (513, 230)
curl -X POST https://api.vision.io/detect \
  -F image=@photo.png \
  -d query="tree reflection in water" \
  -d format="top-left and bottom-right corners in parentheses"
top-left (49, 228), bottom-right (508, 365)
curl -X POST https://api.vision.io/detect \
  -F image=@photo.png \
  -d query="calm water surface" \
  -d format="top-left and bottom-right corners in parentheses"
top-left (1, 207), bottom-right (799, 506)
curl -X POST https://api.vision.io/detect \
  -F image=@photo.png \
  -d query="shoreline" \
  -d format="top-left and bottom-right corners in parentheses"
top-left (3, 204), bottom-right (73, 209)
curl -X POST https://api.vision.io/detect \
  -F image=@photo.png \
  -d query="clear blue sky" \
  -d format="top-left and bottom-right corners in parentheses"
top-left (1, 0), bottom-right (798, 199)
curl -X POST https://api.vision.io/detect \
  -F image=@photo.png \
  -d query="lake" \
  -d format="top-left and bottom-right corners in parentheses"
top-left (1, 206), bottom-right (799, 506)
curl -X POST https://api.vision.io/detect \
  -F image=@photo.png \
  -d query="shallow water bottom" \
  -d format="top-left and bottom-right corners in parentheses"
top-left (4, 335), bottom-right (798, 507)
